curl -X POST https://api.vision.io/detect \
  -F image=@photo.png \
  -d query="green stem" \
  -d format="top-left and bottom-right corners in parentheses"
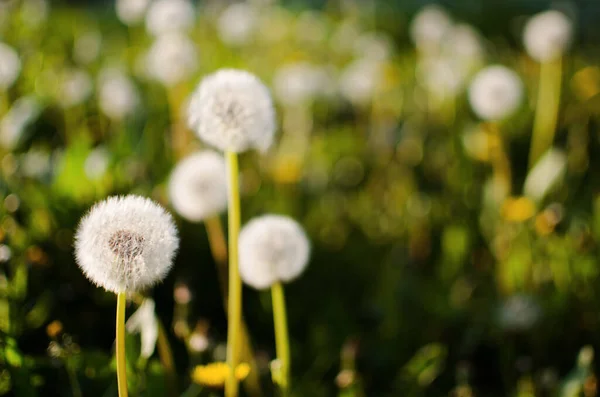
top-left (225, 151), bottom-right (242, 397)
top-left (116, 292), bottom-right (128, 397)
top-left (529, 58), bottom-right (562, 169)
top-left (271, 282), bottom-right (290, 396)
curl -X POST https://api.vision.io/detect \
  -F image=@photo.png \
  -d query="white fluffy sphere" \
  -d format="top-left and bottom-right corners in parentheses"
top-left (97, 68), bottom-right (140, 120)
top-left (168, 151), bottom-right (228, 222)
top-left (60, 68), bottom-right (93, 108)
top-left (409, 5), bottom-right (453, 53)
top-left (145, 33), bottom-right (198, 87)
top-left (187, 69), bottom-right (276, 153)
top-left (339, 58), bottom-right (382, 106)
top-left (75, 195), bottom-right (179, 293)
top-left (116, 0), bottom-right (150, 26)
top-left (0, 43), bottom-right (21, 90)
top-left (217, 2), bottom-right (258, 46)
top-left (239, 215), bottom-right (310, 290)
top-left (523, 10), bottom-right (572, 62)
top-left (145, 0), bottom-right (195, 37)
top-left (468, 65), bottom-right (523, 121)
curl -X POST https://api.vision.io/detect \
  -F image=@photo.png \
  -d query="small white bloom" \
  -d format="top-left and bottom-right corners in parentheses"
top-left (187, 69), bottom-right (276, 153)
top-left (217, 2), bottom-right (257, 46)
top-left (126, 298), bottom-right (159, 359)
top-left (145, 33), bottom-right (198, 87)
top-left (409, 4), bottom-right (453, 53)
top-left (339, 58), bottom-right (382, 106)
top-left (145, 0), bottom-right (195, 37)
top-left (0, 96), bottom-right (41, 149)
top-left (468, 65), bottom-right (523, 121)
top-left (239, 215), bottom-right (310, 290)
top-left (73, 31), bottom-right (102, 65)
top-left (273, 62), bottom-right (332, 106)
top-left (523, 10), bottom-right (573, 62)
top-left (116, 0), bottom-right (150, 26)
top-left (0, 42), bottom-right (21, 90)
top-left (524, 149), bottom-right (566, 202)
top-left (168, 151), bottom-right (228, 222)
top-left (74, 195), bottom-right (179, 293)
top-left (84, 146), bottom-right (110, 180)
top-left (97, 68), bottom-right (140, 121)
top-left (60, 69), bottom-right (93, 108)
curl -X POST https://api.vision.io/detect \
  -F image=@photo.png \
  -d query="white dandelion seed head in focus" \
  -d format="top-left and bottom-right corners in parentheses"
top-left (468, 65), bottom-right (523, 121)
top-left (75, 195), bottom-right (179, 294)
top-left (273, 62), bottom-right (332, 106)
top-left (116, 0), bottom-right (151, 26)
top-left (145, 0), bottom-right (195, 37)
top-left (339, 58), bottom-right (382, 106)
top-left (0, 42), bottom-right (21, 90)
top-left (187, 69), bottom-right (276, 153)
top-left (145, 32), bottom-right (198, 87)
top-left (168, 151), bottom-right (228, 222)
top-left (239, 215), bottom-right (310, 290)
top-left (409, 4), bottom-right (453, 53)
top-left (523, 10), bottom-right (573, 62)
top-left (97, 68), bottom-right (140, 121)
top-left (60, 69), bottom-right (93, 108)
top-left (74, 31), bottom-right (102, 65)
top-left (217, 2), bottom-right (258, 46)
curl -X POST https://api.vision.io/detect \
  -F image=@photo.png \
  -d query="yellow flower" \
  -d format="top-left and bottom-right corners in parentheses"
top-left (191, 362), bottom-right (250, 388)
top-left (502, 197), bottom-right (536, 223)
top-left (46, 320), bottom-right (63, 339)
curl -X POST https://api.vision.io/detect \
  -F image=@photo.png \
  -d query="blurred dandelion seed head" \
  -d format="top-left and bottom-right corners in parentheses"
top-left (0, 42), bottom-right (21, 90)
top-left (168, 151), bottom-right (228, 222)
top-left (73, 31), bottom-right (102, 65)
top-left (523, 10), bottom-right (573, 62)
top-left (217, 2), bottom-right (258, 46)
top-left (116, 0), bottom-right (150, 26)
top-left (145, 32), bottom-right (198, 87)
top-left (468, 65), bottom-right (523, 121)
top-left (410, 4), bottom-right (453, 53)
top-left (0, 96), bottom-right (41, 149)
top-left (339, 58), bottom-right (382, 106)
top-left (187, 69), bottom-right (276, 153)
top-left (74, 195), bottom-right (179, 293)
top-left (239, 215), bottom-right (310, 289)
top-left (60, 69), bottom-right (93, 108)
top-left (497, 294), bottom-right (541, 332)
top-left (145, 0), bottom-right (195, 36)
top-left (97, 68), bottom-right (140, 121)
top-left (273, 62), bottom-right (333, 106)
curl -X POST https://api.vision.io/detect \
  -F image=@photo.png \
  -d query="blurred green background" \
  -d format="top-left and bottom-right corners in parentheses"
top-left (2, 0), bottom-right (600, 396)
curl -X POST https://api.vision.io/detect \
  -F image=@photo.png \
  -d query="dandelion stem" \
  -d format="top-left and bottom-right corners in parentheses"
top-left (271, 282), bottom-right (290, 396)
top-left (529, 58), bottom-right (562, 169)
top-left (116, 292), bottom-right (128, 397)
top-left (225, 151), bottom-right (242, 397)
top-left (205, 215), bottom-right (263, 397)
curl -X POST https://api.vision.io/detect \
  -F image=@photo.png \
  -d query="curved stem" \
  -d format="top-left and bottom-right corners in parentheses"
top-left (529, 58), bottom-right (562, 169)
top-left (225, 152), bottom-right (242, 397)
top-left (271, 282), bottom-right (290, 396)
top-left (116, 292), bottom-right (128, 397)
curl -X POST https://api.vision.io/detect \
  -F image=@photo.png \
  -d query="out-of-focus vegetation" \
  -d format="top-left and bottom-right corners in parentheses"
top-left (1, 0), bottom-right (600, 396)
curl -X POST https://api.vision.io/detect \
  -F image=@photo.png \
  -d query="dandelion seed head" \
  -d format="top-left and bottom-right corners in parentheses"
top-left (187, 69), bottom-right (276, 153)
top-left (116, 0), bottom-right (151, 26)
top-left (217, 2), bottom-right (257, 46)
top-left (0, 96), bottom-right (41, 149)
top-left (74, 195), bottom-right (179, 293)
top-left (168, 151), bottom-right (228, 222)
top-left (409, 4), bottom-right (453, 53)
top-left (523, 10), bottom-right (572, 62)
top-left (74, 31), bottom-right (102, 65)
top-left (239, 215), bottom-right (310, 290)
top-left (468, 65), bottom-right (523, 121)
top-left (145, 33), bottom-right (198, 87)
top-left (60, 68), bottom-right (93, 108)
top-left (273, 62), bottom-right (333, 106)
top-left (145, 0), bottom-right (195, 37)
top-left (97, 68), bottom-right (140, 121)
top-left (339, 58), bottom-right (382, 106)
top-left (0, 42), bottom-right (21, 90)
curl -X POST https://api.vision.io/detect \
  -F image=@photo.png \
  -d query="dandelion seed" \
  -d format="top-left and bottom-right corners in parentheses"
top-left (168, 151), bottom-right (228, 222)
top-left (97, 68), bottom-right (140, 121)
top-left (74, 195), bottom-right (179, 293)
top-left (145, 0), bottom-right (195, 37)
top-left (0, 42), bottom-right (21, 90)
top-left (523, 10), bottom-right (573, 62)
top-left (468, 65), bottom-right (523, 121)
top-left (187, 69), bottom-right (276, 153)
top-left (145, 32), bottom-right (198, 87)
top-left (238, 215), bottom-right (310, 290)
top-left (116, 0), bottom-right (150, 26)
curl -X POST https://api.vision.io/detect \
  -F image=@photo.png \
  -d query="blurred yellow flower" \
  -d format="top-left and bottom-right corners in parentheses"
top-left (502, 197), bottom-right (536, 222)
top-left (46, 320), bottom-right (63, 338)
top-left (191, 362), bottom-right (250, 388)
top-left (571, 67), bottom-right (600, 101)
